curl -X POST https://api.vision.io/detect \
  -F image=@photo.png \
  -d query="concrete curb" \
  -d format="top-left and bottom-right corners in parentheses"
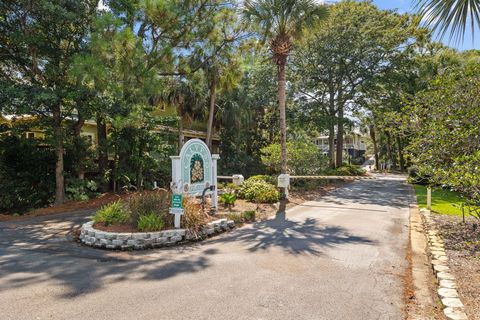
top-left (420, 208), bottom-right (469, 320)
top-left (79, 219), bottom-right (235, 250)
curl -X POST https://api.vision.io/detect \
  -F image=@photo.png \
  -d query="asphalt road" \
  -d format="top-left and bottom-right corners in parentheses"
top-left (0, 174), bottom-right (413, 320)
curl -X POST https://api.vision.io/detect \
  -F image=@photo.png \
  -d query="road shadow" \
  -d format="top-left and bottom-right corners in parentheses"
top-left (215, 200), bottom-right (375, 256)
top-left (0, 212), bottom-right (218, 299)
top-left (318, 178), bottom-right (412, 209)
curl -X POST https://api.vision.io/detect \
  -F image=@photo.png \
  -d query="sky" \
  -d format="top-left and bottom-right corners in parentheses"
top-left (327, 0), bottom-right (479, 51)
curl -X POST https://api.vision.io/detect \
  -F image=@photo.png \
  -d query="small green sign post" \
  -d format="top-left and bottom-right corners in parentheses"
top-left (172, 194), bottom-right (183, 208)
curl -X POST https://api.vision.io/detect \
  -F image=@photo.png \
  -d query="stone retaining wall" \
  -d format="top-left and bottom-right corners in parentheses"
top-left (79, 219), bottom-right (235, 250)
top-left (421, 208), bottom-right (468, 320)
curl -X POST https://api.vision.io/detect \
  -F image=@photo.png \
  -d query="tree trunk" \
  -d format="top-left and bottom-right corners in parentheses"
top-left (336, 103), bottom-right (344, 168)
top-left (385, 131), bottom-right (396, 170)
top-left (73, 113), bottom-right (85, 180)
top-left (328, 86), bottom-right (336, 168)
top-left (206, 74), bottom-right (217, 151)
top-left (277, 62), bottom-right (288, 175)
top-left (369, 124), bottom-right (379, 170)
top-left (96, 115), bottom-right (109, 192)
top-left (53, 104), bottom-right (65, 204)
top-left (397, 136), bottom-right (405, 171)
top-left (177, 96), bottom-right (185, 150)
top-left (328, 122), bottom-right (335, 169)
top-left (136, 134), bottom-right (144, 190)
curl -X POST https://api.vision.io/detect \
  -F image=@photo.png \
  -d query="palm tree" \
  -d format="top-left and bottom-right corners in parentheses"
top-left (415, 0), bottom-right (480, 41)
top-left (243, 0), bottom-right (327, 179)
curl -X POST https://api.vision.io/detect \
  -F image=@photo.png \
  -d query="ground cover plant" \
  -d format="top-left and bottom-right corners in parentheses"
top-left (237, 176), bottom-right (280, 203)
top-left (92, 191), bottom-right (212, 234)
top-left (414, 185), bottom-right (480, 218)
top-left (93, 200), bottom-right (129, 226)
top-left (219, 192), bottom-right (237, 210)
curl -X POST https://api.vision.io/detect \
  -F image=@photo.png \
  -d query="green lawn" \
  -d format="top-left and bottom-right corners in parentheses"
top-left (413, 184), bottom-right (472, 216)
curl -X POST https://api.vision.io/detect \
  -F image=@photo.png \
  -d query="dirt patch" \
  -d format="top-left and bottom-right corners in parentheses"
top-left (288, 180), bottom-right (350, 206)
top-left (433, 214), bottom-right (480, 320)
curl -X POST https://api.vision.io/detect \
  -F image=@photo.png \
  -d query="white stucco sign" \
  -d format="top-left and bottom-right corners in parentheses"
top-left (170, 139), bottom-right (219, 214)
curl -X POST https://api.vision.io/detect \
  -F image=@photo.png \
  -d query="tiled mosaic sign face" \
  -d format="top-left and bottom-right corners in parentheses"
top-left (179, 139), bottom-right (212, 195)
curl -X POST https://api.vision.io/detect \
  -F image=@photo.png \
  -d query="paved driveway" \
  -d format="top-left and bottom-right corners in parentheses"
top-left (0, 175), bottom-right (413, 320)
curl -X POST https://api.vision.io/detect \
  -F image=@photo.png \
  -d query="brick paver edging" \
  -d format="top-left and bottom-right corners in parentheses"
top-left (421, 208), bottom-right (469, 320)
top-left (79, 218), bottom-right (235, 250)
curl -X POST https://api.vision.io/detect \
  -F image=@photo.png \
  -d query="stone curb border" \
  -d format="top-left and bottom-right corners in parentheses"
top-left (420, 208), bottom-right (469, 320)
top-left (79, 218), bottom-right (235, 250)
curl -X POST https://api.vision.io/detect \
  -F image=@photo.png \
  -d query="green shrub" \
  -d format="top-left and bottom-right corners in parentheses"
top-left (93, 200), bottom-right (129, 226)
top-left (227, 212), bottom-right (243, 224)
top-left (0, 135), bottom-right (55, 213)
top-left (238, 179), bottom-right (280, 203)
top-left (128, 190), bottom-right (171, 227)
top-left (137, 213), bottom-right (165, 232)
top-left (66, 178), bottom-right (99, 201)
top-left (261, 142), bottom-right (328, 175)
top-left (333, 165), bottom-right (366, 176)
top-left (226, 182), bottom-right (240, 191)
top-left (242, 210), bottom-right (256, 222)
top-left (219, 192), bottom-right (237, 210)
top-left (227, 210), bottom-right (257, 224)
top-left (247, 175), bottom-right (276, 185)
top-left (407, 165), bottom-right (432, 185)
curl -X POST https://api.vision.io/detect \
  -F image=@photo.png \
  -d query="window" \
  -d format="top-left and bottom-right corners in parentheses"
top-left (27, 132), bottom-right (35, 139)
top-left (86, 135), bottom-right (93, 144)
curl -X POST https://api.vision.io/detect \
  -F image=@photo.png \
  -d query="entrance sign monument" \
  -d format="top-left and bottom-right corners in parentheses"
top-left (170, 139), bottom-right (219, 228)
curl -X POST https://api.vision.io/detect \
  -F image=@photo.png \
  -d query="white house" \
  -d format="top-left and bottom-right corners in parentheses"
top-left (314, 132), bottom-right (367, 159)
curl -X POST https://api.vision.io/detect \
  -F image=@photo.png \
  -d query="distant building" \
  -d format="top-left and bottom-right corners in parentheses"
top-left (314, 132), bottom-right (367, 159)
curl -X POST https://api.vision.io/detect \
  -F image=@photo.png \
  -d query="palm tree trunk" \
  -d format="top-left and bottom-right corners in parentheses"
top-left (277, 63), bottom-right (288, 175)
top-left (53, 104), bottom-right (65, 204)
top-left (206, 74), bottom-right (217, 150)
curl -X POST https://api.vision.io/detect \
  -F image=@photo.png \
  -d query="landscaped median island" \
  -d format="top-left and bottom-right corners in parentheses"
top-left (79, 175), bottom-right (288, 250)
top-left (79, 190), bottom-right (235, 250)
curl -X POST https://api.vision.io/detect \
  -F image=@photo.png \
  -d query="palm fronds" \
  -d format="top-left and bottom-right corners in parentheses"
top-left (415, 0), bottom-right (480, 42)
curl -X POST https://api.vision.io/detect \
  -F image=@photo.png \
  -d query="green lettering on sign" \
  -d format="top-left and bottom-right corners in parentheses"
top-left (172, 194), bottom-right (183, 208)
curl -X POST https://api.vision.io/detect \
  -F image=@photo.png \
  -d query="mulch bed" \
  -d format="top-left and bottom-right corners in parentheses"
top-left (93, 222), bottom-right (139, 233)
top-left (432, 214), bottom-right (480, 320)
top-left (0, 193), bottom-right (131, 222)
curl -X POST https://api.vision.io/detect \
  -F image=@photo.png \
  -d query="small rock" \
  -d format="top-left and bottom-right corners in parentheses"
top-left (444, 307), bottom-right (468, 320)
top-left (176, 229), bottom-right (186, 237)
top-left (112, 239), bottom-right (123, 247)
top-left (431, 259), bottom-right (447, 266)
top-left (434, 265), bottom-right (450, 273)
top-left (170, 235), bottom-right (182, 242)
top-left (437, 272), bottom-right (455, 281)
top-left (442, 298), bottom-right (464, 308)
top-left (132, 233), bottom-right (147, 240)
top-left (438, 288), bottom-right (459, 299)
top-left (440, 280), bottom-right (457, 289)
